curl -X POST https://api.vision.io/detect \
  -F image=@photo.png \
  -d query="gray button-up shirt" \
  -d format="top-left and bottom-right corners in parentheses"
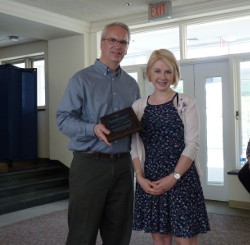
top-left (56, 59), bottom-right (140, 153)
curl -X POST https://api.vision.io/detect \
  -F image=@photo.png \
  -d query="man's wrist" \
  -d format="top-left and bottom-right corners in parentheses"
top-left (87, 123), bottom-right (97, 137)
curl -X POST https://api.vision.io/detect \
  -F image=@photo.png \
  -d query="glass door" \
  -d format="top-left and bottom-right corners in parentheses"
top-left (125, 60), bottom-right (231, 201)
top-left (181, 60), bottom-right (230, 201)
top-left (238, 60), bottom-right (250, 167)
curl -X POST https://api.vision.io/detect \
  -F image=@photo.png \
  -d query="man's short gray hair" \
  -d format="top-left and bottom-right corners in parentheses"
top-left (101, 22), bottom-right (131, 43)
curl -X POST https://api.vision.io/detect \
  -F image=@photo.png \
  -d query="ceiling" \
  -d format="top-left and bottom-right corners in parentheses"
top-left (0, 0), bottom-right (249, 48)
top-left (0, 0), bottom-right (213, 48)
top-left (4, 0), bottom-right (207, 23)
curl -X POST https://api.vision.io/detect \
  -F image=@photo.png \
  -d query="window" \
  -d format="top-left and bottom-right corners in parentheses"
top-left (127, 72), bottom-right (138, 82)
top-left (187, 16), bottom-right (250, 59)
top-left (33, 60), bottom-right (45, 107)
top-left (205, 77), bottom-right (224, 184)
top-left (122, 15), bottom-right (250, 67)
top-left (172, 80), bottom-right (183, 93)
top-left (3, 56), bottom-right (45, 108)
top-left (13, 62), bottom-right (25, 68)
top-left (122, 27), bottom-right (180, 66)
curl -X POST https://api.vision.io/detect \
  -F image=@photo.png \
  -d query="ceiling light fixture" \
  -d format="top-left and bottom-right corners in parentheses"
top-left (126, 3), bottom-right (132, 6)
top-left (9, 36), bottom-right (19, 42)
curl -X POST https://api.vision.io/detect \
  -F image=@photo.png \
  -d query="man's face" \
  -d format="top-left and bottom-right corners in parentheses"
top-left (100, 26), bottom-right (129, 67)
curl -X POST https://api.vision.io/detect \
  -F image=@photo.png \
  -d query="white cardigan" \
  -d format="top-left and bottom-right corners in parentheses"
top-left (130, 93), bottom-right (203, 177)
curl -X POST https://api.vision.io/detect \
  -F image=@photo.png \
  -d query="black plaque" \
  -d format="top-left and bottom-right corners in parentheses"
top-left (100, 107), bottom-right (142, 142)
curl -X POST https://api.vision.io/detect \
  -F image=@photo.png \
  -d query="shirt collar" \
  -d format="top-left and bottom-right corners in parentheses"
top-left (94, 59), bottom-right (121, 77)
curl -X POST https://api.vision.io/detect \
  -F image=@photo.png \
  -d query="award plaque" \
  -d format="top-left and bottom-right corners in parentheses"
top-left (100, 107), bottom-right (142, 142)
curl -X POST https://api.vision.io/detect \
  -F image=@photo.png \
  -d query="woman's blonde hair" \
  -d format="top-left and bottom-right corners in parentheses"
top-left (146, 49), bottom-right (180, 88)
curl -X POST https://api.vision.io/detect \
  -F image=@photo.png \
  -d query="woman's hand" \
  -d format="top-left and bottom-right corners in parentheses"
top-left (151, 174), bottom-right (177, 194)
top-left (136, 176), bottom-right (163, 195)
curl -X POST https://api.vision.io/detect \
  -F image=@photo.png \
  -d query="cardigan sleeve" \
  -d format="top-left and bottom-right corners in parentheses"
top-left (130, 98), bottom-right (147, 166)
top-left (180, 95), bottom-right (200, 161)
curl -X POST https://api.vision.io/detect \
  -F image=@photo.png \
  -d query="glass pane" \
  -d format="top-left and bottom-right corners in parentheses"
top-left (172, 80), bottom-right (183, 93)
top-left (187, 16), bottom-right (250, 59)
top-left (122, 27), bottom-right (180, 66)
top-left (239, 61), bottom-right (250, 167)
top-left (33, 60), bottom-right (45, 107)
top-left (128, 72), bottom-right (138, 82)
top-left (206, 77), bottom-right (224, 184)
top-left (144, 80), bottom-right (153, 96)
top-left (13, 62), bottom-right (25, 68)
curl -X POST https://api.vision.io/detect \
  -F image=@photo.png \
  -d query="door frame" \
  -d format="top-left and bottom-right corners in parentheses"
top-left (180, 59), bottom-right (232, 201)
top-left (124, 57), bottom-right (234, 201)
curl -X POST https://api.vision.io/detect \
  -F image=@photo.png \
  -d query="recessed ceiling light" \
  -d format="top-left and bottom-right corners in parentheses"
top-left (9, 36), bottom-right (19, 41)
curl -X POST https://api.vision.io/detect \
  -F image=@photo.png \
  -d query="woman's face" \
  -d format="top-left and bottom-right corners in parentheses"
top-left (149, 59), bottom-right (174, 92)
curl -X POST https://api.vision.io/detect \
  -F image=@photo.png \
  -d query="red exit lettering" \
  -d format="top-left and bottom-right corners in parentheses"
top-left (149, 3), bottom-right (167, 19)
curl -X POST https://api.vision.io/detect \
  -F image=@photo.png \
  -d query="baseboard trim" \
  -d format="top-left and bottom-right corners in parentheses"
top-left (229, 200), bottom-right (250, 210)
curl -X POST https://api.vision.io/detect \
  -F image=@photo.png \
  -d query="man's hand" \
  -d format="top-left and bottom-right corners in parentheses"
top-left (94, 124), bottom-right (111, 146)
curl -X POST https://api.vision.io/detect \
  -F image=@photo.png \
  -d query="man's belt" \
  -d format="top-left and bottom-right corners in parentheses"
top-left (74, 151), bottom-right (130, 159)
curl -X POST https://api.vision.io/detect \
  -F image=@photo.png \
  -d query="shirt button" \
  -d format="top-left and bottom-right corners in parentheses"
top-left (113, 92), bottom-right (116, 95)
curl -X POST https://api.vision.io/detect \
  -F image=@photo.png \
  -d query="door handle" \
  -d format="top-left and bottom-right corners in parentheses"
top-left (236, 111), bottom-right (239, 120)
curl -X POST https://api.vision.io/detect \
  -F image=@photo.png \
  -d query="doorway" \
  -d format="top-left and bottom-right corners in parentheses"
top-left (125, 59), bottom-right (231, 201)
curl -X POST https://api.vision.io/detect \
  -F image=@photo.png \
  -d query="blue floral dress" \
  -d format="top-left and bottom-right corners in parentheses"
top-left (133, 93), bottom-right (210, 238)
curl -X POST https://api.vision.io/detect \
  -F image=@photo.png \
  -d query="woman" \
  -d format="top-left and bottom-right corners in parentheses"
top-left (238, 139), bottom-right (250, 193)
top-left (131, 49), bottom-right (210, 245)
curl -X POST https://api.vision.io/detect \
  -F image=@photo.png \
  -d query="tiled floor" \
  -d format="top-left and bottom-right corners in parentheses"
top-left (0, 199), bottom-right (249, 228)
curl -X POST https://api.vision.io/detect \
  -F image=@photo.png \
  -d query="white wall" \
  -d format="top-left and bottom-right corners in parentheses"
top-left (228, 175), bottom-right (250, 209)
top-left (48, 34), bottom-right (85, 167)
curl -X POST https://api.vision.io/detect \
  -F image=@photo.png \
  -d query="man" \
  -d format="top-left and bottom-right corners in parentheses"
top-left (247, 139), bottom-right (250, 168)
top-left (238, 139), bottom-right (250, 193)
top-left (56, 22), bottom-right (140, 245)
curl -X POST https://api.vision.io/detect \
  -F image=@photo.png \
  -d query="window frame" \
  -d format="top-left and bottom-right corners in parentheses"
top-left (2, 54), bottom-right (46, 109)
top-left (121, 13), bottom-right (250, 170)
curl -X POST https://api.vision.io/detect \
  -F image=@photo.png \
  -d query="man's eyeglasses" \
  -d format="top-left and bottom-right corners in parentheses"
top-left (102, 38), bottom-right (129, 46)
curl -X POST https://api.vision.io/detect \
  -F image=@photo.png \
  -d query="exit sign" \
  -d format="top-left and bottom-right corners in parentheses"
top-left (148, 1), bottom-right (172, 21)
